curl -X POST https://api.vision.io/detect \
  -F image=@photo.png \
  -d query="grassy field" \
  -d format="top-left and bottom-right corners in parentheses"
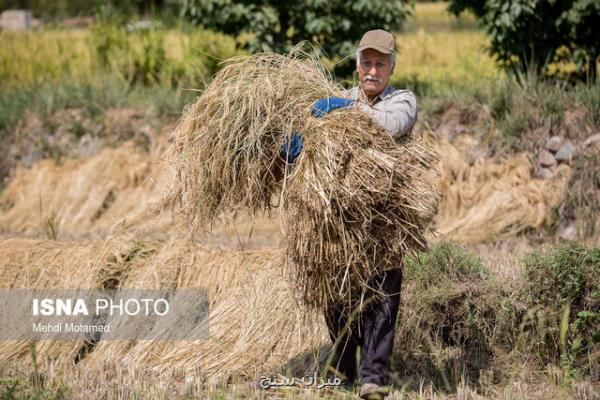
top-left (0, 3), bottom-right (493, 90)
top-left (0, 2), bottom-right (599, 399)
top-left (395, 2), bottom-right (497, 92)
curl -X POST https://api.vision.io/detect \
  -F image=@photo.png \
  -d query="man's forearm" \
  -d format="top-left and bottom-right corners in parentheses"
top-left (357, 103), bottom-right (417, 139)
top-left (355, 89), bottom-right (418, 139)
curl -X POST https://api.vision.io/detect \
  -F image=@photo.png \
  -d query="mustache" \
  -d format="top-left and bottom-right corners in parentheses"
top-left (363, 74), bottom-right (381, 82)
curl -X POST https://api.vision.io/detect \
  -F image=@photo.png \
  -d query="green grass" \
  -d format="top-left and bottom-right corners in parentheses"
top-left (0, 23), bottom-right (242, 89)
top-left (405, 242), bottom-right (489, 290)
top-left (0, 78), bottom-right (198, 132)
top-left (405, 2), bottom-right (479, 32)
top-left (0, 344), bottom-right (69, 400)
top-left (519, 243), bottom-right (600, 379)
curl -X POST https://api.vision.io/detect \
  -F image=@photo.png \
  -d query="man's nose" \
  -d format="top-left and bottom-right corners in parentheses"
top-left (369, 66), bottom-right (378, 76)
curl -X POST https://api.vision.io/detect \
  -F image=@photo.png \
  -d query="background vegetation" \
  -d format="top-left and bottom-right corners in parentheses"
top-left (448, 0), bottom-right (600, 81)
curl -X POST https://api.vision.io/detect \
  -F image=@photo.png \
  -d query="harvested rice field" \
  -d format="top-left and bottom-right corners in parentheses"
top-left (1, 3), bottom-right (599, 400)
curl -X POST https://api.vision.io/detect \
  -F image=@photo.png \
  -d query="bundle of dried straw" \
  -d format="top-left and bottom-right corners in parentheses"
top-left (161, 48), bottom-right (439, 310)
top-left (282, 111), bottom-right (438, 309)
top-left (160, 49), bottom-right (339, 227)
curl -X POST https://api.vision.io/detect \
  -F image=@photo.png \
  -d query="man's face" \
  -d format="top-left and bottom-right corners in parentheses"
top-left (357, 48), bottom-right (393, 98)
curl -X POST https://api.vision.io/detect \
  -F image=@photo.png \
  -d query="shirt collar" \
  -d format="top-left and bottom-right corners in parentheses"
top-left (353, 84), bottom-right (394, 104)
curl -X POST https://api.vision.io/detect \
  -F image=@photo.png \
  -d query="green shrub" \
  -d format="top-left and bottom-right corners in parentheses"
top-left (89, 20), bottom-right (169, 86)
top-left (448, 0), bottom-right (600, 82)
top-left (174, 28), bottom-right (244, 86)
top-left (397, 243), bottom-right (513, 389)
top-left (482, 76), bottom-right (598, 151)
top-left (180, 0), bottom-right (413, 76)
top-left (519, 243), bottom-right (600, 379)
top-left (405, 242), bottom-right (489, 290)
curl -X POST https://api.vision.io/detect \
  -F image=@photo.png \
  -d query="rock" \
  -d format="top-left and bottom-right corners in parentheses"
top-left (0, 10), bottom-right (40, 31)
top-left (22, 149), bottom-right (43, 167)
top-left (538, 149), bottom-right (557, 168)
top-left (545, 136), bottom-right (564, 153)
top-left (583, 133), bottom-right (600, 148)
top-left (126, 20), bottom-right (159, 32)
top-left (560, 224), bottom-right (578, 241)
top-left (78, 134), bottom-right (103, 157)
top-left (537, 167), bottom-right (554, 180)
top-left (435, 107), bottom-right (466, 141)
top-left (555, 142), bottom-right (576, 162)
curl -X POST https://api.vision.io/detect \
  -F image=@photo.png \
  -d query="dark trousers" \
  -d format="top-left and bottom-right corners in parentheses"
top-left (324, 268), bottom-right (402, 386)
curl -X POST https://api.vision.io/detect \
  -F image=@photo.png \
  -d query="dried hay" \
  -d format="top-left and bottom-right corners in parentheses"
top-left (0, 138), bottom-right (283, 246)
top-left (0, 237), bottom-right (144, 369)
top-left (281, 111), bottom-right (439, 309)
top-left (0, 141), bottom-right (174, 238)
top-left (109, 264), bottom-right (325, 382)
top-left (0, 238), bottom-right (326, 382)
top-left (157, 50), bottom-right (339, 227)
top-left (434, 139), bottom-right (571, 243)
top-left (159, 49), bottom-right (439, 310)
top-left (59, 240), bottom-right (327, 382)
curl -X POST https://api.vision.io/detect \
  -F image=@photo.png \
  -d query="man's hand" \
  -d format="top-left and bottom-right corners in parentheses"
top-left (311, 97), bottom-right (354, 117)
top-left (279, 132), bottom-right (304, 164)
top-left (279, 97), bottom-right (354, 165)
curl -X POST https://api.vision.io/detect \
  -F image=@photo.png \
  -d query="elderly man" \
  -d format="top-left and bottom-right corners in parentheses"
top-left (281, 29), bottom-right (417, 400)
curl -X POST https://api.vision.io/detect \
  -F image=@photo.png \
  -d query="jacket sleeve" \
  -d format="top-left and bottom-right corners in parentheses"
top-left (357, 90), bottom-right (417, 140)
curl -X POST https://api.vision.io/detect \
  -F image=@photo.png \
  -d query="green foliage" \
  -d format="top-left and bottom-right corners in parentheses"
top-left (0, 0), bottom-right (178, 19)
top-left (519, 242), bottom-right (600, 377)
top-left (399, 243), bottom-right (511, 389)
top-left (448, 0), bottom-right (600, 82)
top-left (180, 0), bottom-right (413, 75)
top-left (389, 73), bottom-right (433, 97)
top-left (0, 0), bottom-right (102, 18)
top-left (89, 18), bottom-right (168, 86)
top-left (87, 18), bottom-right (242, 87)
top-left (479, 76), bottom-right (599, 151)
top-left (0, 344), bottom-right (68, 400)
top-left (555, 150), bottom-right (600, 239)
top-left (522, 243), bottom-right (599, 308)
top-left (0, 375), bottom-right (68, 400)
top-left (405, 242), bottom-right (489, 291)
top-left (174, 27), bottom-right (243, 85)
top-left (497, 107), bottom-right (532, 143)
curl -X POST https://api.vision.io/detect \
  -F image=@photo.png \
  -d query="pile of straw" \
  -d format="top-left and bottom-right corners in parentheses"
top-left (434, 139), bottom-right (570, 243)
top-left (0, 140), bottom-right (280, 247)
top-left (160, 50), bottom-right (338, 228)
top-left (281, 112), bottom-right (438, 309)
top-left (0, 237), bottom-right (141, 368)
top-left (0, 142), bottom-right (169, 238)
top-left (161, 49), bottom-right (439, 310)
top-left (94, 242), bottom-right (325, 382)
top-left (0, 238), bottom-right (326, 383)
